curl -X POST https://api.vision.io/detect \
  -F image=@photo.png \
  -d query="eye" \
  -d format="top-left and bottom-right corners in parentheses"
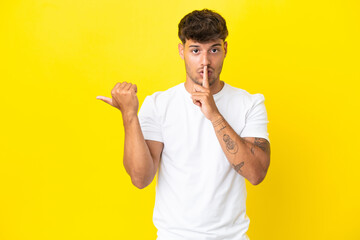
top-left (211, 48), bottom-right (219, 53)
top-left (192, 49), bottom-right (199, 54)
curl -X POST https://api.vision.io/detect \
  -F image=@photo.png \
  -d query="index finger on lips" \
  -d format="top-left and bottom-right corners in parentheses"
top-left (202, 65), bottom-right (209, 89)
top-left (193, 83), bottom-right (206, 93)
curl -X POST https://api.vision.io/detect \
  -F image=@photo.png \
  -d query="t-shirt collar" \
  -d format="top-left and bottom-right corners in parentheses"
top-left (181, 82), bottom-right (227, 101)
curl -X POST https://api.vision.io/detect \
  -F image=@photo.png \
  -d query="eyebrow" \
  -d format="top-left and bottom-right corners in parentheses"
top-left (189, 43), bottom-right (222, 48)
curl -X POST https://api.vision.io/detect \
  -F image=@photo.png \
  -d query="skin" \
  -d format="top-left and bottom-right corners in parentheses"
top-left (96, 83), bottom-right (163, 189)
top-left (179, 39), bottom-right (227, 98)
top-left (96, 38), bottom-right (271, 188)
top-left (179, 39), bottom-right (271, 185)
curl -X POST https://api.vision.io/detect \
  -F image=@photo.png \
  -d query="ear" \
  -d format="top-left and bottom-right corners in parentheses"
top-left (178, 43), bottom-right (184, 60)
top-left (224, 41), bottom-right (228, 58)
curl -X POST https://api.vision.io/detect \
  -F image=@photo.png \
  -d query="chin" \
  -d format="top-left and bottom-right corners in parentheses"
top-left (191, 78), bottom-right (202, 85)
top-left (190, 76), bottom-right (216, 86)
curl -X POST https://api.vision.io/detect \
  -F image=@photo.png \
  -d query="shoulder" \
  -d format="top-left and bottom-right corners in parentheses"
top-left (223, 83), bottom-right (266, 107)
top-left (141, 83), bottom-right (184, 111)
top-left (147, 83), bottom-right (182, 101)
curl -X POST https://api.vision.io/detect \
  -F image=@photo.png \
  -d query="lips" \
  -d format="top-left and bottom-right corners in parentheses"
top-left (199, 71), bottom-right (212, 77)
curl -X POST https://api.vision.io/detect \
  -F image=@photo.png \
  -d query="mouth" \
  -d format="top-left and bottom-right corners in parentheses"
top-left (199, 70), bottom-right (212, 77)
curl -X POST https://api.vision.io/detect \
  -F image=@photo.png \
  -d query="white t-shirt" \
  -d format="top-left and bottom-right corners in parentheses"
top-left (138, 82), bottom-right (269, 240)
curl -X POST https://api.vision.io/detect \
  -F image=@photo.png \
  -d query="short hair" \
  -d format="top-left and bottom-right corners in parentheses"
top-left (178, 9), bottom-right (228, 44)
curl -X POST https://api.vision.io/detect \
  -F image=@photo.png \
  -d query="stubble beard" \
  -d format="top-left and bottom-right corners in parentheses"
top-left (184, 61), bottom-right (224, 87)
top-left (187, 70), bottom-right (217, 86)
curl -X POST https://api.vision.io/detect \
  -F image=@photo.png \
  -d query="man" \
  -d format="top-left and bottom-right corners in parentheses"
top-left (97, 9), bottom-right (270, 240)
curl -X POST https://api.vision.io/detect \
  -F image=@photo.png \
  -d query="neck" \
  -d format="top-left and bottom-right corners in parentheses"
top-left (184, 78), bottom-right (225, 95)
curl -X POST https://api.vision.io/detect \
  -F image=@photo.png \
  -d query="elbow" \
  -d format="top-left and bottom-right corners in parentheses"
top-left (249, 168), bottom-right (268, 186)
top-left (250, 175), bottom-right (264, 186)
top-left (130, 171), bottom-right (154, 189)
top-left (250, 156), bottom-right (270, 185)
top-left (133, 183), bottom-right (147, 189)
top-left (125, 164), bottom-right (155, 189)
top-left (131, 177), bottom-right (149, 189)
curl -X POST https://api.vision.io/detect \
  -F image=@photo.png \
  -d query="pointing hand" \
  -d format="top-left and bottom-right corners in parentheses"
top-left (97, 82), bottom-right (139, 119)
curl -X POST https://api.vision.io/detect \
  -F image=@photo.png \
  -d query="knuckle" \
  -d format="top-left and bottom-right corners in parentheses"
top-left (112, 89), bottom-right (121, 96)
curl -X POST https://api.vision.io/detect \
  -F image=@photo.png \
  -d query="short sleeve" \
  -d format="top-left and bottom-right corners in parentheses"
top-left (138, 95), bottom-right (164, 142)
top-left (240, 94), bottom-right (270, 142)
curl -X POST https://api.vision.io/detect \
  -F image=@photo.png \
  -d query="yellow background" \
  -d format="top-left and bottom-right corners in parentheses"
top-left (1, 0), bottom-right (359, 239)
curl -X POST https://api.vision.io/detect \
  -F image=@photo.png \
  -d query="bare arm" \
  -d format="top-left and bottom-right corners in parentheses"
top-left (123, 116), bottom-right (163, 188)
top-left (211, 116), bottom-right (270, 185)
top-left (191, 66), bottom-right (270, 185)
top-left (97, 82), bottom-right (163, 189)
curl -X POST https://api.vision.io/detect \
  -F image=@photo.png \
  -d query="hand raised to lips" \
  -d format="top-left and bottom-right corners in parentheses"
top-left (202, 65), bottom-right (209, 88)
top-left (191, 65), bottom-right (221, 121)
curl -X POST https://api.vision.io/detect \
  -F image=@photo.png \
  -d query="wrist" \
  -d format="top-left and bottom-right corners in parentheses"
top-left (210, 113), bottom-right (223, 123)
top-left (122, 112), bottom-right (138, 125)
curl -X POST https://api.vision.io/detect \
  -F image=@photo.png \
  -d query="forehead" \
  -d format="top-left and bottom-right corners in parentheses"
top-left (185, 39), bottom-right (224, 48)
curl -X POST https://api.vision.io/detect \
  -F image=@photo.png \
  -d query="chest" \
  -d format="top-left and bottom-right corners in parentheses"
top-left (160, 98), bottom-right (246, 161)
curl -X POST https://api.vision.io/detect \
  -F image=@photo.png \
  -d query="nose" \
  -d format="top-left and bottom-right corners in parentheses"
top-left (201, 52), bottom-right (211, 67)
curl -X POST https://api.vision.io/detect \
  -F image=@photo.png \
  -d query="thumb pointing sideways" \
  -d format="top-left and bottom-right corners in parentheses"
top-left (96, 96), bottom-right (113, 106)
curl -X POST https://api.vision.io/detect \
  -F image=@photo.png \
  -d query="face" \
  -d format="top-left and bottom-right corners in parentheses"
top-left (178, 39), bottom-right (227, 86)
